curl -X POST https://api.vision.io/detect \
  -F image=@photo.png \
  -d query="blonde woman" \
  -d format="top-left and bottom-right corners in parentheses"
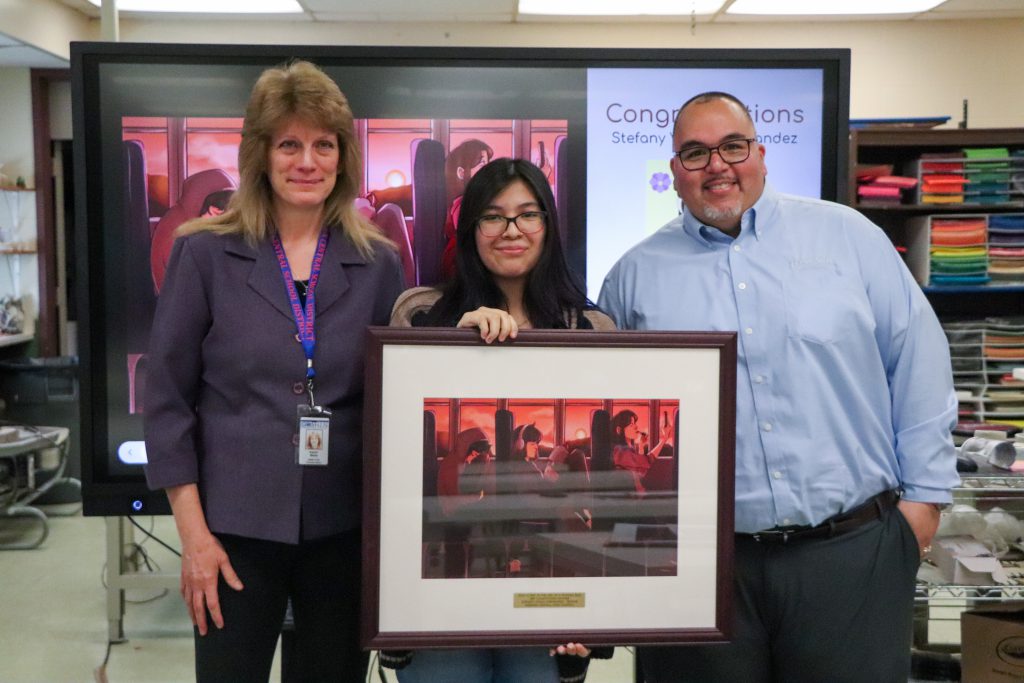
top-left (144, 61), bottom-right (402, 681)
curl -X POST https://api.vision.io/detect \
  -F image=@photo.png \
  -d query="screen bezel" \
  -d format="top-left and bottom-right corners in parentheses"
top-left (72, 42), bottom-right (849, 516)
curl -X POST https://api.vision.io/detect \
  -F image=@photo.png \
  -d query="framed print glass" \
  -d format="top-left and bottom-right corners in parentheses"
top-left (362, 328), bottom-right (737, 648)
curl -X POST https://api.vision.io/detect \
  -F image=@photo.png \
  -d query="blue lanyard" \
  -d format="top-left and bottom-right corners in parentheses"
top-left (272, 229), bottom-right (330, 382)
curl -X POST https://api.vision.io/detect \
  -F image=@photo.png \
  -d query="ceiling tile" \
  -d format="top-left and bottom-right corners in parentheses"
top-left (304, 0), bottom-right (515, 14)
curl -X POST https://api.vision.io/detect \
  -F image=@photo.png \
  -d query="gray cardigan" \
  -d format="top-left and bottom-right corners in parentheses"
top-left (144, 228), bottom-right (403, 544)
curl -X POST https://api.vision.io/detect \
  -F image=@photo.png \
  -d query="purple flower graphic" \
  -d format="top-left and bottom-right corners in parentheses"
top-left (649, 172), bottom-right (671, 193)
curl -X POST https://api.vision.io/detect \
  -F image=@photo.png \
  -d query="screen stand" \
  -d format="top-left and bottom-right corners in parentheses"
top-left (105, 516), bottom-right (178, 641)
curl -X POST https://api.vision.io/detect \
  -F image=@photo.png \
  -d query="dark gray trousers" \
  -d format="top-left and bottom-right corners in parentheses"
top-left (639, 504), bottom-right (920, 683)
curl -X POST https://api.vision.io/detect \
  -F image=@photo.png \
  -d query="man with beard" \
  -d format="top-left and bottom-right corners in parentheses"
top-left (598, 92), bottom-right (957, 683)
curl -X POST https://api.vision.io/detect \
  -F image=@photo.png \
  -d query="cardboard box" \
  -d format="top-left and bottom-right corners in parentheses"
top-left (962, 604), bottom-right (1024, 682)
top-left (931, 535), bottom-right (1009, 586)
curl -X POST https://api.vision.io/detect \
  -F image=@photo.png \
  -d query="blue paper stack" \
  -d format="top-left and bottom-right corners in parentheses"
top-left (988, 214), bottom-right (1024, 283)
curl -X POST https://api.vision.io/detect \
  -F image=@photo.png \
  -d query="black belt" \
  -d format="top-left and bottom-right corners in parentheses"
top-left (742, 490), bottom-right (899, 544)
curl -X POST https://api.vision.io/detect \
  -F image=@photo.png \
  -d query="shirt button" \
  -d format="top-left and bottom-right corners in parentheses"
top-left (772, 470), bottom-right (783, 479)
top-left (762, 422), bottom-right (773, 431)
top-left (754, 375), bottom-right (765, 384)
top-left (292, 381), bottom-right (305, 395)
top-left (733, 244), bottom-right (741, 252)
top-left (745, 327), bottom-right (753, 335)
top-left (292, 433), bottom-right (300, 446)
top-left (737, 282), bottom-right (747, 290)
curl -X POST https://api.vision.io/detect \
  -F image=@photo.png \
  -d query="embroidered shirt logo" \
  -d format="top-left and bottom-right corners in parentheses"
top-left (789, 256), bottom-right (835, 270)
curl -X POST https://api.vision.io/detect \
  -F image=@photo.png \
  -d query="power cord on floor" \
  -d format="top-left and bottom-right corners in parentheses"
top-left (372, 650), bottom-right (387, 682)
top-left (93, 637), bottom-right (127, 683)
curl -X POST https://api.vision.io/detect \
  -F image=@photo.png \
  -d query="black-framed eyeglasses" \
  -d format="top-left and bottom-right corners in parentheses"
top-left (675, 138), bottom-right (757, 171)
top-left (475, 211), bottom-right (547, 237)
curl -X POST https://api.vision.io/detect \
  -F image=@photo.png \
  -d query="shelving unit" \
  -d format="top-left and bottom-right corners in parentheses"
top-left (852, 131), bottom-right (1024, 421)
top-left (0, 188), bottom-right (36, 335)
top-left (0, 243), bottom-right (36, 255)
top-left (914, 466), bottom-right (1024, 647)
top-left (851, 129), bottom-right (1024, 654)
top-left (849, 128), bottom-right (1024, 319)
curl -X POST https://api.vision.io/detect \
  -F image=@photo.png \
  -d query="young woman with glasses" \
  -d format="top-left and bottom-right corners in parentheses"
top-left (387, 158), bottom-right (614, 682)
top-left (393, 157), bottom-right (612, 337)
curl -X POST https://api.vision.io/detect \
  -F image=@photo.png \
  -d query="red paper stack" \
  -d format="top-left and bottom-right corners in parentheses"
top-left (920, 152), bottom-right (966, 204)
top-left (856, 165), bottom-right (918, 204)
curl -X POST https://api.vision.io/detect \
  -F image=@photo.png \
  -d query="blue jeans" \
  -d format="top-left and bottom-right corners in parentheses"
top-left (396, 648), bottom-right (559, 683)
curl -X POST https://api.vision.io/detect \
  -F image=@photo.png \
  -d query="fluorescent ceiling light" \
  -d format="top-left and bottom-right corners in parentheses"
top-left (727, 0), bottom-right (945, 14)
top-left (519, 0), bottom-right (726, 16)
top-left (86, 0), bottom-right (302, 12)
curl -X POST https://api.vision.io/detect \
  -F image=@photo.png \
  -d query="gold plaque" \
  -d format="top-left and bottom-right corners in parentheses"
top-left (513, 593), bottom-right (586, 608)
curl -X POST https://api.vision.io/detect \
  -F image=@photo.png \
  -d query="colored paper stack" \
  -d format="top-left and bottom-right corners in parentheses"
top-left (857, 174), bottom-right (917, 204)
top-left (964, 147), bottom-right (1012, 204)
top-left (988, 214), bottom-right (1024, 283)
top-left (981, 318), bottom-right (1024, 427)
top-left (1012, 149), bottom-right (1024, 198)
top-left (919, 152), bottom-right (965, 204)
top-left (916, 148), bottom-right (1024, 207)
top-left (943, 321), bottom-right (984, 422)
top-left (855, 163), bottom-right (918, 204)
top-left (943, 318), bottom-right (1024, 428)
top-left (929, 216), bottom-right (989, 285)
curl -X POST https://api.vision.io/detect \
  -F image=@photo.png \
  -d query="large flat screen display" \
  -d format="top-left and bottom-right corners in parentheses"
top-left (72, 43), bottom-right (849, 516)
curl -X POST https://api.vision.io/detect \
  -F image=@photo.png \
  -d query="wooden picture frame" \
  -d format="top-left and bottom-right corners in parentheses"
top-left (362, 327), bottom-right (736, 648)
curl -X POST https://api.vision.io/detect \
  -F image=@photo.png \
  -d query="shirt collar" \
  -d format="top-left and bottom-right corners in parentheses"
top-left (681, 180), bottom-right (779, 246)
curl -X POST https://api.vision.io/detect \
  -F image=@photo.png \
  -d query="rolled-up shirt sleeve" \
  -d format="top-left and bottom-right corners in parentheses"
top-left (862, 226), bottom-right (959, 504)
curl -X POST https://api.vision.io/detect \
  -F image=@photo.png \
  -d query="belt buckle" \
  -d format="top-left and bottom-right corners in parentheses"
top-left (752, 529), bottom-right (790, 543)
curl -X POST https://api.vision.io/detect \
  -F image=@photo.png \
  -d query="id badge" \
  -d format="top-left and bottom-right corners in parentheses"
top-left (297, 404), bottom-right (331, 466)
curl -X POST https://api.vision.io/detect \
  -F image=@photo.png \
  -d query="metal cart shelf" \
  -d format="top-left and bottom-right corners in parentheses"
top-left (0, 425), bottom-right (79, 549)
top-left (913, 463), bottom-right (1024, 648)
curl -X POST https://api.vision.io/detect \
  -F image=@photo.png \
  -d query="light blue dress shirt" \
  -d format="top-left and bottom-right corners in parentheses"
top-left (598, 182), bottom-right (958, 533)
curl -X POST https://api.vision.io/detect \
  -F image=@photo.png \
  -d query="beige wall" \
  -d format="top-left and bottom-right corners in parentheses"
top-left (0, 9), bottom-right (1019, 344)
top-left (0, 0), bottom-right (96, 62)
top-left (1, 5), bottom-right (1020, 127)
top-left (112, 16), bottom-right (1024, 128)
top-left (0, 68), bottom-right (34, 182)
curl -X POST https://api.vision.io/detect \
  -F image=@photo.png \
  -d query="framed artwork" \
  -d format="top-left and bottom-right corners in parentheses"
top-left (362, 328), bottom-right (736, 648)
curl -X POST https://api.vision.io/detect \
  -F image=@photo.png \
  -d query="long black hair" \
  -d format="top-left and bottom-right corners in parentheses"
top-left (610, 410), bottom-right (639, 446)
top-left (423, 158), bottom-right (591, 329)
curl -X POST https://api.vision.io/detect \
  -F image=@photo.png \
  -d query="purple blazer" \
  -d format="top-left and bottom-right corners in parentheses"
top-left (144, 228), bottom-right (403, 544)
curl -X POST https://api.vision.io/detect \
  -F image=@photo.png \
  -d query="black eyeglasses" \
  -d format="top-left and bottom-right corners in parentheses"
top-left (476, 211), bottom-right (547, 237)
top-left (675, 138), bottom-right (757, 171)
